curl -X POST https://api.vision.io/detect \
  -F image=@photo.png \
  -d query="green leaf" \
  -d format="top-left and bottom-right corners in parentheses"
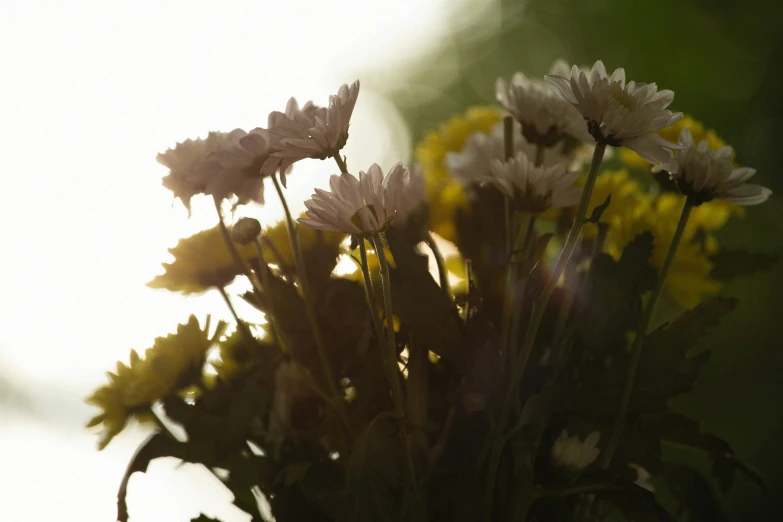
top-left (191, 515), bottom-right (222, 522)
top-left (709, 248), bottom-right (777, 280)
top-left (386, 228), bottom-right (469, 373)
top-left (636, 297), bottom-right (737, 403)
top-left (117, 433), bottom-right (191, 522)
top-left (663, 464), bottom-right (728, 522)
top-left (587, 193), bottom-right (612, 223)
top-left (277, 462), bottom-right (313, 487)
top-left (643, 412), bottom-right (766, 493)
top-left (578, 232), bottom-right (656, 354)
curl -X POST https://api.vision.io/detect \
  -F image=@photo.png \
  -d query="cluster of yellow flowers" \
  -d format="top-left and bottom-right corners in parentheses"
top-left (86, 316), bottom-right (222, 449)
top-left (415, 107), bottom-right (743, 308)
top-left (414, 106), bottom-right (503, 242)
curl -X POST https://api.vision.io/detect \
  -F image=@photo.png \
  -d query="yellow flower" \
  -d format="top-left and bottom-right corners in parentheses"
top-left (618, 115), bottom-right (727, 169)
top-left (583, 169), bottom-right (648, 237)
top-left (415, 106), bottom-right (503, 242)
top-left (148, 226), bottom-right (256, 294)
top-left (602, 195), bottom-right (721, 309)
top-left (262, 217), bottom-right (346, 268)
top-left (214, 329), bottom-right (275, 381)
top-left (86, 316), bottom-right (221, 449)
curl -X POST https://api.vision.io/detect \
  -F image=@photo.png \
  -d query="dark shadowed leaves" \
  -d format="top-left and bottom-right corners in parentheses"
top-left (636, 297), bottom-right (737, 402)
top-left (578, 232), bottom-right (656, 354)
top-left (386, 229), bottom-right (469, 373)
top-left (663, 463), bottom-right (729, 522)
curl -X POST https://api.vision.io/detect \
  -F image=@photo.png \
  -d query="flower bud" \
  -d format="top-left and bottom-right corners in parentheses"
top-left (232, 217), bottom-right (261, 245)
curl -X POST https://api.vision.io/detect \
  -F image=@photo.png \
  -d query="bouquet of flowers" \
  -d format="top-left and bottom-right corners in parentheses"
top-left (87, 60), bottom-right (774, 522)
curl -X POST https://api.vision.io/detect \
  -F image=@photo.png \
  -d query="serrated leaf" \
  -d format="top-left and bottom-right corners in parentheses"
top-left (386, 228), bottom-right (469, 373)
top-left (636, 297), bottom-right (737, 402)
top-left (709, 248), bottom-right (777, 280)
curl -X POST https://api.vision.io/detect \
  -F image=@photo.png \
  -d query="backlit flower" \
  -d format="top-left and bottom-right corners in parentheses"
top-left (496, 60), bottom-right (592, 146)
top-left (486, 151), bottom-right (582, 214)
top-left (298, 162), bottom-right (410, 236)
top-left (86, 316), bottom-right (221, 449)
top-left (393, 164), bottom-right (428, 227)
top-left (663, 129), bottom-right (771, 206)
top-left (551, 430), bottom-right (601, 470)
top-left (191, 129), bottom-right (271, 204)
top-left (147, 226), bottom-right (256, 294)
top-left (545, 60), bottom-right (683, 164)
top-left (415, 106), bottom-right (503, 241)
top-left (445, 120), bottom-right (580, 186)
top-left (271, 81), bottom-right (360, 168)
top-left (156, 130), bottom-right (245, 213)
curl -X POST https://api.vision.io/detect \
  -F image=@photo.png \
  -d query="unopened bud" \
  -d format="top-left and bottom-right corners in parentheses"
top-left (232, 217), bottom-right (261, 245)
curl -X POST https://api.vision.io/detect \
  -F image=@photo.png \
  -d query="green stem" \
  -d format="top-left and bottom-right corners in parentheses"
top-left (213, 197), bottom-right (265, 296)
top-left (252, 238), bottom-right (287, 351)
top-left (217, 286), bottom-right (246, 331)
top-left (425, 232), bottom-right (450, 293)
top-left (333, 153), bottom-right (349, 174)
top-left (359, 239), bottom-right (383, 343)
top-left (270, 174), bottom-right (347, 431)
top-left (499, 141), bottom-right (607, 432)
top-left (371, 233), bottom-right (407, 418)
top-left (503, 116), bottom-right (514, 258)
top-left (372, 232), bottom-right (417, 494)
top-left (600, 198), bottom-right (693, 468)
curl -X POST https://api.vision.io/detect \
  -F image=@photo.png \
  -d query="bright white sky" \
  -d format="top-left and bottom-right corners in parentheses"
top-left (0, 0), bottom-right (498, 520)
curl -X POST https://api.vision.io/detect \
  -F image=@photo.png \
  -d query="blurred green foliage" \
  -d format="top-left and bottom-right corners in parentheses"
top-left (386, 0), bottom-right (783, 519)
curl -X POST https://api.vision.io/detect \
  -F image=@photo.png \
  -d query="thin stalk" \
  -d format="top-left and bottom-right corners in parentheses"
top-left (213, 197), bottom-right (265, 296)
top-left (429, 404), bottom-right (456, 465)
top-left (333, 153), bottom-right (349, 174)
top-left (252, 238), bottom-right (287, 351)
top-left (371, 233), bottom-right (407, 418)
top-left (498, 142), bottom-right (607, 433)
top-left (372, 232), bottom-right (417, 494)
top-left (425, 232), bottom-right (450, 293)
top-left (534, 144), bottom-right (545, 167)
top-left (217, 286), bottom-right (247, 332)
top-left (270, 174), bottom-right (347, 431)
top-left (600, 198), bottom-right (693, 468)
top-left (503, 116), bottom-right (514, 258)
top-left (359, 239), bottom-right (383, 343)
top-left (500, 213), bottom-right (533, 357)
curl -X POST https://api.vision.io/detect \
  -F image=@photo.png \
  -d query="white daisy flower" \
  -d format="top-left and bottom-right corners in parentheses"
top-left (545, 60), bottom-right (683, 165)
top-left (663, 128), bottom-right (771, 206)
top-left (496, 60), bottom-right (592, 146)
top-left (191, 129), bottom-right (271, 205)
top-left (393, 164), bottom-right (427, 227)
top-left (445, 121), bottom-right (578, 186)
top-left (156, 130), bottom-right (244, 213)
top-left (271, 81), bottom-right (360, 167)
top-left (299, 162), bottom-right (410, 236)
top-left (551, 430), bottom-right (601, 470)
top-left (485, 151), bottom-right (582, 214)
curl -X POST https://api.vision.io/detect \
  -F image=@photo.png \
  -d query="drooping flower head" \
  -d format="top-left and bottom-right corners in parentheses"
top-left (156, 130), bottom-right (245, 213)
top-left (192, 129), bottom-right (272, 205)
top-left (270, 81), bottom-right (360, 170)
top-left (662, 128), bottom-right (771, 206)
top-left (545, 60), bottom-right (683, 164)
top-left (496, 60), bottom-right (592, 146)
top-left (298, 162), bottom-right (410, 236)
top-left (486, 151), bottom-right (582, 214)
